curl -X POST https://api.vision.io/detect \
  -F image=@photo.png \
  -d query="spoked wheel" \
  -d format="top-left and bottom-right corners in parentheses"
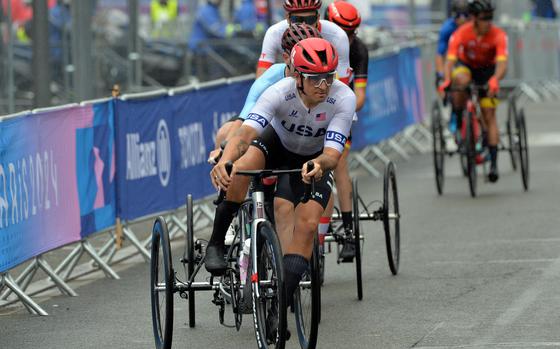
top-left (352, 178), bottom-right (363, 301)
top-left (151, 217), bottom-right (174, 349)
top-left (294, 239), bottom-right (320, 349)
top-left (507, 98), bottom-right (518, 171)
top-left (252, 222), bottom-right (287, 349)
top-left (431, 100), bottom-right (445, 194)
top-left (465, 111), bottom-right (478, 198)
top-left (517, 108), bottom-right (530, 191)
top-left (184, 195), bottom-right (196, 327)
top-left (383, 162), bottom-right (400, 275)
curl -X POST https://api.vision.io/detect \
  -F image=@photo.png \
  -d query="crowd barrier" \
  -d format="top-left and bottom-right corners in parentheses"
top-left (2, 21), bottom-right (560, 315)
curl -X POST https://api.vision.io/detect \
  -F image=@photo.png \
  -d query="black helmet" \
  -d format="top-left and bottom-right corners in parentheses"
top-left (468, 0), bottom-right (495, 15)
top-left (451, 0), bottom-right (469, 15)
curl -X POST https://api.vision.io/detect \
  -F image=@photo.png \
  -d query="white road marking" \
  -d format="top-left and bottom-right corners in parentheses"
top-left (528, 133), bottom-right (560, 147)
top-left (430, 258), bottom-right (557, 265)
top-left (414, 342), bottom-right (560, 348)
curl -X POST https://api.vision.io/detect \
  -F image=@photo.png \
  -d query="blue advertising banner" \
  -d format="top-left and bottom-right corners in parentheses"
top-left (353, 47), bottom-right (425, 150)
top-left (115, 80), bottom-right (252, 221)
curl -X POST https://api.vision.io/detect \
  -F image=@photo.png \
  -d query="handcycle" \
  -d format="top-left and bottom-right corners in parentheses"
top-left (431, 83), bottom-right (529, 197)
top-left (150, 162), bottom-right (321, 349)
top-left (321, 161), bottom-right (401, 301)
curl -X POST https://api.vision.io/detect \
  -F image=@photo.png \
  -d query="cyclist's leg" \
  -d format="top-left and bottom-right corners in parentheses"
top-left (336, 146), bottom-right (353, 228)
top-left (274, 197), bottom-right (295, 252)
top-left (451, 63), bottom-right (472, 130)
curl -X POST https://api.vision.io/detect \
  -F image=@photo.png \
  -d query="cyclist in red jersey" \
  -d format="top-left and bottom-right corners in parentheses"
top-left (438, 0), bottom-right (508, 182)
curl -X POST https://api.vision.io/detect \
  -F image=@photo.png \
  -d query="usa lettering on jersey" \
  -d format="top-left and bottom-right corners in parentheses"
top-left (247, 113), bottom-right (269, 128)
top-left (326, 131), bottom-right (347, 146)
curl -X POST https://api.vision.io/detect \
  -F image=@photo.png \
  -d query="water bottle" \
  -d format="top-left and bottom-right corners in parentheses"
top-left (239, 238), bottom-right (251, 283)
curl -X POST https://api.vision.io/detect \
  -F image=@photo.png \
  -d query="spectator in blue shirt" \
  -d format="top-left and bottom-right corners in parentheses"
top-left (532, 0), bottom-right (557, 19)
top-left (188, 0), bottom-right (238, 52)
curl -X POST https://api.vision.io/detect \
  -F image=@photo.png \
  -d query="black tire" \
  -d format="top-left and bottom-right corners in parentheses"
top-left (252, 222), bottom-right (287, 349)
top-left (517, 108), bottom-right (530, 191)
top-left (151, 217), bottom-right (174, 349)
top-left (383, 162), bottom-right (400, 276)
top-left (352, 178), bottom-right (363, 301)
top-left (294, 239), bottom-right (320, 349)
top-left (185, 195), bottom-right (196, 327)
top-left (465, 111), bottom-right (477, 198)
top-left (507, 98), bottom-right (518, 171)
top-left (431, 100), bottom-right (445, 194)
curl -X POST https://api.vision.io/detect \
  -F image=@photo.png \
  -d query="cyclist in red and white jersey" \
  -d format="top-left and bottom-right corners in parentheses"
top-left (256, 0), bottom-right (352, 84)
top-left (208, 38), bottom-right (355, 305)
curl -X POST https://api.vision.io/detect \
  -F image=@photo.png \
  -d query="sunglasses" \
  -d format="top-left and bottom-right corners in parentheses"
top-left (455, 12), bottom-right (469, 19)
top-left (289, 14), bottom-right (318, 25)
top-left (301, 72), bottom-right (336, 87)
top-left (477, 14), bottom-right (494, 21)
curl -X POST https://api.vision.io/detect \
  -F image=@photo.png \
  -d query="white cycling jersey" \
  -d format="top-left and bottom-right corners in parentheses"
top-left (243, 77), bottom-right (356, 156)
top-left (257, 19), bottom-right (352, 83)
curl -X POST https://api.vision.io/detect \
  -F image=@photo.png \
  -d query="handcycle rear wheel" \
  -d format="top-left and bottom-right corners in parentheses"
top-left (352, 178), bottom-right (363, 300)
top-left (252, 221), bottom-right (287, 349)
top-left (383, 162), bottom-right (400, 275)
top-left (517, 108), bottom-right (530, 191)
top-left (507, 98), bottom-right (518, 171)
top-left (431, 100), bottom-right (445, 195)
top-left (150, 217), bottom-right (174, 349)
top-left (184, 195), bottom-right (196, 328)
top-left (465, 111), bottom-right (478, 198)
top-left (294, 238), bottom-right (320, 349)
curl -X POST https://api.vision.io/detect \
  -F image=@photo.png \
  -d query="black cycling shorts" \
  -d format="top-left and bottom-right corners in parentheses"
top-left (454, 61), bottom-right (496, 98)
top-left (250, 126), bottom-right (333, 209)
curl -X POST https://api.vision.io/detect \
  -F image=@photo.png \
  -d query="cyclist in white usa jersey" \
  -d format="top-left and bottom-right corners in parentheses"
top-left (208, 38), bottom-right (355, 305)
top-left (256, 0), bottom-right (351, 85)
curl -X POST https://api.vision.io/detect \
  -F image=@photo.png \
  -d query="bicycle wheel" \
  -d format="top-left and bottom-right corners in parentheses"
top-left (352, 178), bottom-right (363, 301)
top-left (383, 162), bottom-right (400, 275)
top-left (465, 111), bottom-right (477, 198)
top-left (252, 221), bottom-right (287, 349)
top-left (151, 217), bottom-right (174, 349)
top-left (507, 98), bottom-right (518, 171)
top-left (517, 108), bottom-right (530, 191)
top-left (185, 195), bottom-right (196, 327)
top-left (431, 100), bottom-right (445, 195)
top-left (294, 238), bottom-right (320, 349)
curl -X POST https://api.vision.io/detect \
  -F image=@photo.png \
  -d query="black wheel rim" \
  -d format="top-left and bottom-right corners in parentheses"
top-left (507, 99), bottom-right (518, 171)
top-left (352, 178), bottom-right (363, 300)
top-left (383, 163), bottom-right (400, 275)
top-left (186, 195), bottom-right (196, 328)
top-left (253, 224), bottom-right (286, 349)
top-left (294, 241), bottom-right (319, 349)
top-left (150, 218), bottom-right (174, 349)
top-left (431, 101), bottom-right (445, 194)
top-left (518, 109), bottom-right (530, 190)
top-left (465, 112), bottom-right (477, 198)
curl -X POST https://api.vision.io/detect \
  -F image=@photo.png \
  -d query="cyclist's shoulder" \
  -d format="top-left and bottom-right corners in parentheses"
top-left (318, 20), bottom-right (348, 41)
top-left (351, 37), bottom-right (368, 56)
top-left (264, 19), bottom-right (288, 37)
top-left (331, 80), bottom-right (356, 101)
top-left (440, 18), bottom-right (457, 34)
top-left (265, 77), bottom-right (296, 97)
top-left (489, 24), bottom-right (508, 39)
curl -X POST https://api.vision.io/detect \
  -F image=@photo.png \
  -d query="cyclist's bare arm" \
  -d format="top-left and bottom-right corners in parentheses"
top-left (435, 54), bottom-right (445, 75)
top-left (304, 147), bottom-right (342, 183)
top-left (494, 60), bottom-right (508, 81)
top-left (224, 119), bottom-right (244, 142)
top-left (354, 85), bottom-right (366, 111)
top-left (221, 125), bottom-right (258, 165)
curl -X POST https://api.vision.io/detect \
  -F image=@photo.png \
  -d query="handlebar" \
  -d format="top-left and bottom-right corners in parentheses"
top-left (301, 161), bottom-right (315, 204)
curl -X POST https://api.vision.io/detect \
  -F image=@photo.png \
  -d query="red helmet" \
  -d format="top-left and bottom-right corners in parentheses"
top-left (291, 37), bottom-right (338, 74)
top-left (283, 0), bottom-right (322, 12)
top-left (326, 1), bottom-right (361, 32)
top-left (281, 23), bottom-right (322, 54)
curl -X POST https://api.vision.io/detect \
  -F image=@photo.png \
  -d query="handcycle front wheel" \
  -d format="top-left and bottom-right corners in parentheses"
top-left (465, 111), bottom-right (478, 198)
top-left (351, 178), bottom-right (363, 300)
top-left (294, 238), bottom-right (320, 349)
top-left (431, 100), bottom-right (445, 195)
top-left (252, 221), bottom-right (287, 349)
top-left (150, 217), bottom-right (174, 349)
top-left (507, 98), bottom-right (518, 171)
top-left (383, 162), bottom-right (400, 276)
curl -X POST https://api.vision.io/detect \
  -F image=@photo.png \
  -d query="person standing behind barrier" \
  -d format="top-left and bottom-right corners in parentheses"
top-left (255, 0), bottom-right (352, 85)
top-left (435, 0), bottom-right (470, 134)
top-left (531, 0), bottom-right (558, 19)
top-left (188, 0), bottom-right (239, 80)
top-left (233, 0), bottom-right (266, 37)
top-left (321, 0), bottom-right (367, 261)
top-left (150, 0), bottom-right (178, 39)
top-left (438, 0), bottom-right (508, 183)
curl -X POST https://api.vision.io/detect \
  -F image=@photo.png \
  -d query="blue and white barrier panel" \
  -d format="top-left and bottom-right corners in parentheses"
top-left (115, 80), bottom-right (252, 221)
top-left (354, 46), bottom-right (425, 150)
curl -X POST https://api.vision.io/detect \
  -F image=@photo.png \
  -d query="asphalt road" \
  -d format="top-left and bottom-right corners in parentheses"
top-left (1, 100), bottom-right (559, 349)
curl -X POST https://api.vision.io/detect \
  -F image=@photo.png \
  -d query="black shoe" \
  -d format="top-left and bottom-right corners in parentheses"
top-left (204, 244), bottom-right (227, 275)
top-left (339, 230), bottom-right (356, 262)
top-left (488, 164), bottom-right (499, 183)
